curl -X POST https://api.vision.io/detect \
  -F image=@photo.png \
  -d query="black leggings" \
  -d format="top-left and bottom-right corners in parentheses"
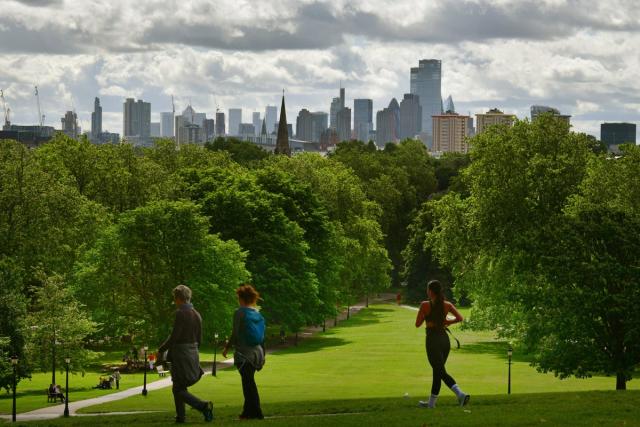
top-left (426, 330), bottom-right (456, 395)
top-left (239, 363), bottom-right (263, 419)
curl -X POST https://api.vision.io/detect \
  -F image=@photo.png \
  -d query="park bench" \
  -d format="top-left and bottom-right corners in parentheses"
top-left (47, 389), bottom-right (57, 403)
top-left (156, 365), bottom-right (169, 377)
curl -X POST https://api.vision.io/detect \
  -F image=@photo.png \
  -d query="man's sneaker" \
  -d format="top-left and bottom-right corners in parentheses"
top-left (458, 394), bottom-right (470, 407)
top-left (203, 401), bottom-right (214, 422)
top-left (418, 400), bottom-right (431, 408)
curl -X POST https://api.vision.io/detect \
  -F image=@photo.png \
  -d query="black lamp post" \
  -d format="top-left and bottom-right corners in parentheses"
top-left (142, 345), bottom-right (148, 396)
top-left (11, 355), bottom-right (18, 423)
top-left (507, 346), bottom-right (513, 395)
top-left (212, 333), bottom-right (218, 377)
top-left (63, 356), bottom-right (70, 417)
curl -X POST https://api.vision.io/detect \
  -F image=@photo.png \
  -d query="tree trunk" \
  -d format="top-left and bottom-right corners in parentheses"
top-left (295, 332), bottom-right (298, 346)
top-left (347, 305), bottom-right (350, 320)
top-left (322, 320), bottom-right (326, 332)
top-left (616, 372), bottom-right (626, 390)
top-left (366, 294), bottom-right (369, 307)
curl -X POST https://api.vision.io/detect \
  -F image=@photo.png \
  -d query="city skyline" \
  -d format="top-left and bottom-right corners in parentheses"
top-left (0, 1), bottom-right (639, 141)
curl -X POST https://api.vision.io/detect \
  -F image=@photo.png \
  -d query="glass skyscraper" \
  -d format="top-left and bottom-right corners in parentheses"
top-left (354, 99), bottom-right (373, 142)
top-left (410, 59), bottom-right (442, 145)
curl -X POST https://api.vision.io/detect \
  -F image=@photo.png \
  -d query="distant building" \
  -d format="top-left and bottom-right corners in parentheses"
top-left (376, 98), bottom-right (400, 147)
top-left (410, 59), bottom-right (443, 145)
top-left (444, 95), bottom-right (455, 114)
top-left (274, 122), bottom-right (293, 138)
top-left (265, 106), bottom-right (277, 136)
top-left (354, 99), bottom-right (373, 142)
top-left (215, 111), bottom-right (225, 136)
top-left (123, 98), bottom-right (151, 145)
top-left (337, 107), bottom-right (351, 142)
top-left (61, 110), bottom-right (79, 139)
top-left (150, 122), bottom-right (161, 137)
top-left (95, 131), bottom-right (120, 144)
top-left (432, 112), bottom-right (472, 154)
top-left (274, 94), bottom-right (290, 156)
top-left (475, 108), bottom-right (516, 134)
top-left (175, 115), bottom-right (201, 145)
top-left (296, 109), bottom-right (313, 142)
top-left (530, 105), bottom-right (571, 124)
top-left (203, 118), bottom-right (215, 141)
top-left (0, 124), bottom-right (56, 147)
top-left (399, 93), bottom-right (422, 140)
top-left (228, 108), bottom-right (242, 136)
top-left (310, 112), bottom-right (328, 143)
top-left (91, 97), bottom-right (102, 139)
top-left (252, 112), bottom-right (261, 136)
top-left (160, 112), bottom-right (174, 138)
top-left (239, 123), bottom-right (255, 136)
top-left (320, 128), bottom-right (339, 151)
top-left (329, 87), bottom-right (346, 130)
top-left (601, 122), bottom-right (636, 154)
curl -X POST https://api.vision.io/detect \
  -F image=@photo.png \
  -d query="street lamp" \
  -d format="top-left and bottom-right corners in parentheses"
top-left (63, 357), bottom-right (70, 417)
top-left (507, 346), bottom-right (513, 395)
top-left (11, 355), bottom-right (18, 423)
top-left (142, 345), bottom-right (148, 396)
top-left (212, 333), bottom-right (219, 377)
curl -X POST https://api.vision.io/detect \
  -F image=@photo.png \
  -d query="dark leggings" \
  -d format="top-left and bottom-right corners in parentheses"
top-left (426, 330), bottom-right (456, 395)
top-left (239, 363), bottom-right (263, 419)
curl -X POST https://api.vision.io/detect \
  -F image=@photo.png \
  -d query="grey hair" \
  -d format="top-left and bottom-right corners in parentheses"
top-left (172, 285), bottom-right (192, 303)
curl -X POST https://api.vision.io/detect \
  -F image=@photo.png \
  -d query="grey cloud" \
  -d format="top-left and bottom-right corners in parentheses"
top-left (10, 0), bottom-right (62, 6)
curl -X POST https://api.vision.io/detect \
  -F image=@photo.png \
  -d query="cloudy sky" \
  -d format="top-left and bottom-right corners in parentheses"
top-left (0, 0), bottom-right (639, 139)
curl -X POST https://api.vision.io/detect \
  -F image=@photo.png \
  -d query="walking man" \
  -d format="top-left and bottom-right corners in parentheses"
top-left (113, 369), bottom-right (121, 390)
top-left (158, 285), bottom-right (214, 423)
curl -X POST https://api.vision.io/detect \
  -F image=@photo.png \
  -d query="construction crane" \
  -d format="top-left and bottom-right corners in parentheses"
top-left (0, 89), bottom-right (9, 128)
top-left (171, 94), bottom-right (175, 116)
top-left (35, 85), bottom-right (43, 128)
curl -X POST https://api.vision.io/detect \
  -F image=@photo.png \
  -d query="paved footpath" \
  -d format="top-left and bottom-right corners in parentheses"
top-left (1, 296), bottom-right (391, 422)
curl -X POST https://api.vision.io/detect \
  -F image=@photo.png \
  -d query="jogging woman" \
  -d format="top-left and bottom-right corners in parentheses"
top-left (223, 285), bottom-right (265, 420)
top-left (415, 280), bottom-right (470, 408)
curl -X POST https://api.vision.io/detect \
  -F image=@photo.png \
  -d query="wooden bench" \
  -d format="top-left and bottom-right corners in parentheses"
top-left (156, 365), bottom-right (169, 377)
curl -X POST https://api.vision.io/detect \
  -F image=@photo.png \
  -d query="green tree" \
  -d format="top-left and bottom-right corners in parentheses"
top-left (24, 274), bottom-right (98, 384)
top-left (205, 137), bottom-right (270, 166)
top-left (74, 200), bottom-right (249, 342)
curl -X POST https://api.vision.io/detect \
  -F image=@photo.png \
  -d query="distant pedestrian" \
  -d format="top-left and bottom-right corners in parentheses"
top-left (415, 280), bottom-right (469, 408)
top-left (396, 292), bottom-right (402, 305)
top-left (223, 284), bottom-right (265, 420)
top-left (113, 369), bottom-right (121, 389)
top-left (158, 284), bottom-right (213, 423)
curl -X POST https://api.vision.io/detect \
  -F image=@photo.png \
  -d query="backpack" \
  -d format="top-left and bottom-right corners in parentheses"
top-left (240, 307), bottom-right (265, 346)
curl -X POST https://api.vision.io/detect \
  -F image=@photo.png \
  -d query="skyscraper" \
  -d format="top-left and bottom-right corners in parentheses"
top-left (215, 111), bottom-right (225, 136)
top-left (228, 108), bottom-right (242, 136)
top-left (410, 59), bottom-right (442, 145)
top-left (203, 118), bottom-right (215, 141)
top-left (265, 105), bottom-right (277, 135)
top-left (399, 93), bottom-right (422, 140)
top-left (296, 109), bottom-right (313, 142)
top-left (275, 94), bottom-right (290, 156)
top-left (530, 105), bottom-right (571, 124)
top-left (601, 122), bottom-right (636, 154)
top-left (150, 122), bottom-right (161, 137)
top-left (329, 87), bottom-right (346, 131)
top-left (160, 112), bottom-right (174, 138)
top-left (475, 108), bottom-right (516, 134)
top-left (354, 99), bottom-right (373, 142)
top-left (123, 98), bottom-right (151, 145)
top-left (432, 112), bottom-right (471, 153)
top-left (376, 98), bottom-right (400, 147)
top-left (444, 95), bottom-right (455, 114)
top-left (310, 112), bottom-right (328, 143)
top-left (252, 112), bottom-right (261, 136)
top-left (91, 97), bottom-right (102, 138)
top-left (337, 107), bottom-right (351, 142)
top-left (61, 110), bottom-right (78, 139)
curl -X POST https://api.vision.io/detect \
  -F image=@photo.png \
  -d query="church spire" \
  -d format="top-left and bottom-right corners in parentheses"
top-left (261, 117), bottom-right (267, 135)
top-left (274, 91), bottom-right (291, 156)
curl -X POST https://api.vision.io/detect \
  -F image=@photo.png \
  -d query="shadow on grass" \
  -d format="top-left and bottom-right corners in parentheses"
top-left (457, 341), bottom-right (532, 363)
top-left (332, 307), bottom-right (391, 329)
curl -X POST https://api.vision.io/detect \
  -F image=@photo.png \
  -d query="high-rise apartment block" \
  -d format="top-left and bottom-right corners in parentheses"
top-left (337, 107), bottom-right (351, 142)
top-left (354, 99), bottom-right (373, 142)
top-left (123, 98), bottom-right (151, 145)
top-left (376, 98), bottom-right (400, 147)
top-left (432, 112), bottom-right (472, 153)
top-left (91, 97), bottom-right (102, 138)
top-left (399, 93), bottom-right (422, 140)
top-left (252, 112), bottom-right (261, 136)
top-left (265, 106), bottom-right (277, 135)
top-left (410, 59), bottom-right (442, 145)
top-left (215, 111), bottom-right (225, 136)
top-left (228, 108), bottom-right (242, 136)
top-left (160, 112), bottom-right (174, 138)
top-left (203, 118), bottom-right (215, 141)
top-left (475, 108), bottom-right (516, 134)
top-left (61, 110), bottom-right (79, 139)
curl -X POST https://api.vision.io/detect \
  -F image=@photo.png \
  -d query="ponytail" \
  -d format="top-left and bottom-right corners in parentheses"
top-left (428, 280), bottom-right (445, 329)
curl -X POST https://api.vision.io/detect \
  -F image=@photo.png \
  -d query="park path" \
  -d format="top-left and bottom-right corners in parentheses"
top-left (1, 295), bottom-right (392, 422)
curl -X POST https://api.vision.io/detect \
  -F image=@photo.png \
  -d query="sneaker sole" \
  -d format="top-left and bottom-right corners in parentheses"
top-left (460, 394), bottom-right (470, 407)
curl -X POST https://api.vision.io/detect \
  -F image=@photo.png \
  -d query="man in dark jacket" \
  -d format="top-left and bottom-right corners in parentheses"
top-left (158, 285), bottom-right (213, 423)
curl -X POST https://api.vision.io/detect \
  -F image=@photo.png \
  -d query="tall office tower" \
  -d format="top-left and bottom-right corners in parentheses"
top-left (296, 109), bottom-right (313, 142)
top-left (310, 112), bottom-right (328, 142)
top-left (275, 94), bottom-right (290, 156)
top-left (228, 108), bottom-right (242, 136)
top-left (410, 59), bottom-right (442, 145)
top-left (215, 111), bottom-right (225, 136)
top-left (123, 98), bottom-right (151, 144)
top-left (175, 115), bottom-right (201, 145)
top-left (601, 122), bottom-right (636, 154)
top-left (475, 108), bottom-right (516, 134)
top-left (150, 122), bottom-right (161, 137)
top-left (432, 112), bottom-right (472, 153)
top-left (337, 107), bottom-right (352, 142)
top-left (160, 112), bottom-right (174, 138)
top-left (91, 97), bottom-right (102, 138)
top-left (265, 105), bottom-right (277, 135)
top-left (61, 110), bottom-right (79, 139)
top-left (399, 93), bottom-right (422, 140)
top-left (252, 112), bottom-right (261, 136)
top-left (530, 105), bottom-right (571, 124)
top-left (330, 97), bottom-right (341, 130)
top-left (376, 98), bottom-right (400, 147)
top-left (203, 118), bottom-right (215, 141)
top-left (354, 99), bottom-right (373, 142)
top-left (444, 95), bottom-right (455, 113)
